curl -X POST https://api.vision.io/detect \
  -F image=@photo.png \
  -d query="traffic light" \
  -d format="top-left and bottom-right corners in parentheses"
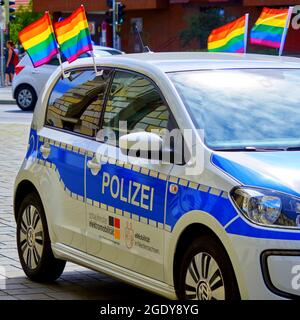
top-left (8, 1), bottom-right (15, 22)
top-left (116, 2), bottom-right (126, 25)
top-left (0, 0), bottom-right (6, 28)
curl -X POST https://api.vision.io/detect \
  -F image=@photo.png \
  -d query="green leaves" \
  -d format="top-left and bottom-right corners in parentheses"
top-left (180, 9), bottom-right (233, 49)
top-left (10, 1), bottom-right (43, 44)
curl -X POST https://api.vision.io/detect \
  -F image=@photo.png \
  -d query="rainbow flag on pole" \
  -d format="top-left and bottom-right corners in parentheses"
top-left (250, 7), bottom-right (291, 49)
top-left (19, 12), bottom-right (58, 68)
top-left (54, 5), bottom-right (93, 63)
top-left (208, 15), bottom-right (248, 53)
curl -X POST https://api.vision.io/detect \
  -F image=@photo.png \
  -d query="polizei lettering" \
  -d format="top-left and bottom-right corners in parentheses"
top-left (102, 172), bottom-right (154, 211)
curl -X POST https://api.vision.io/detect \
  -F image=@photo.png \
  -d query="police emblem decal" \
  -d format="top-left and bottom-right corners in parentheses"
top-left (125, 221), bottom-right (134, 249)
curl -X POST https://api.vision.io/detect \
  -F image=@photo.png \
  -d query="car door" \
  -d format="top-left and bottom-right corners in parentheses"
top-left (38, 67), bottom-right (112, 252)
top-left (85, 70), bottom-right (178, 281)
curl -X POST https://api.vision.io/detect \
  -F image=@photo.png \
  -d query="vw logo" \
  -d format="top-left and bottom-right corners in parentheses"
top-left (197, 281), bottom-right (212, 300)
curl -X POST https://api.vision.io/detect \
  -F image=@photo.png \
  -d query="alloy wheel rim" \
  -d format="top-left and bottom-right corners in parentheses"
top-left (19, 205), bottom-right (44, 270)
top-left (18, 89), bottom-right (33, 108)
top-left (185, 252), bottom-right (225, 300)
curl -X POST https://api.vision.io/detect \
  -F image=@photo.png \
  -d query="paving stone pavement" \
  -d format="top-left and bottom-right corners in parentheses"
top-left (0, 123), bottom-right (157, 300)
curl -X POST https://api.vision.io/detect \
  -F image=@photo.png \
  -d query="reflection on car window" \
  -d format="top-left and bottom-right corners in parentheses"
top-left (170, 69), bottom-right (300, 149)
top-left (46, 69), bottom-right (112, 137)
top-left (101, 71), bottom-right (171, 144)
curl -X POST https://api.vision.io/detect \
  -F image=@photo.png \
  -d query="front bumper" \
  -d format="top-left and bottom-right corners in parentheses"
top-left (229, 234), bottom-right (300, 299)
top-left (261, 250), bottom-right (300, 299)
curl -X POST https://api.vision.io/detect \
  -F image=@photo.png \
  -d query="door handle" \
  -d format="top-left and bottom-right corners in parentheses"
top-left (87, 158), bottom-right (101, 176)
top-left (40, 143), bottom-right (51, 159)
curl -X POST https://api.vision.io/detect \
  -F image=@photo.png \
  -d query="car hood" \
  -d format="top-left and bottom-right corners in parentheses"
top-left (212, 151), bottom-right (300, 197)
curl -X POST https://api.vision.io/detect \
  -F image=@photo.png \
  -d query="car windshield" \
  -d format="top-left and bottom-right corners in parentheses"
top-left (169, 69), bottom-right (300, 150)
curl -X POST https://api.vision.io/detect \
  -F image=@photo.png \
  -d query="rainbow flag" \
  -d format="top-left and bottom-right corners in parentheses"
top-left (19, 12), bottom-right (58, 68)
top-left (208, 15), bottom-right (247, 53)
top-left (250, 7), bottom-right (290, 48)
top-left (54, 5), bottom-right (93, 63)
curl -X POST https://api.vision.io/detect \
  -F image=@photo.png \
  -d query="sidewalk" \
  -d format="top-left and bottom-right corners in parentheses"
top-left (0, 86), bottom-right (16, 105)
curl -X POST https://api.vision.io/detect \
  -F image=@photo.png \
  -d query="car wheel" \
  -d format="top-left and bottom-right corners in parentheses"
top-left (16, 192), bottom-right (66, 282)
top-left (177, 235), bottom-right (240, 300)
top-left (16, 85), bottom-right (37, 111)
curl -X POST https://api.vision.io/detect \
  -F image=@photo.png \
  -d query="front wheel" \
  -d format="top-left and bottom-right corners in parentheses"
top-left (16, 192), bottom-right (66, 282)
top-left (177, 235), bottom-right (240, 300)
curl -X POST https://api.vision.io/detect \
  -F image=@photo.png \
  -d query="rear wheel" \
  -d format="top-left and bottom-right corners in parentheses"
top-left (15, 85), bottom-right (37, 111)
top-left (16, 192), bottom-right (66, 282)
top-left (177, 235), bottom-right (240, 300)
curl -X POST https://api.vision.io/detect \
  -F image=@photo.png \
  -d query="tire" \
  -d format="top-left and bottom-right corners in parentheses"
top-left (16, 192), bottom-right (66, 282)
top-left (15, 85), bottom-right (37, 111)
top-left (177, 235), bottom-right (240, 300)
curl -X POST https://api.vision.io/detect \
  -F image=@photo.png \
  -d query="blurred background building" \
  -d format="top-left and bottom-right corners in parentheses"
top-left (32, 0), bottom-right (300, 55)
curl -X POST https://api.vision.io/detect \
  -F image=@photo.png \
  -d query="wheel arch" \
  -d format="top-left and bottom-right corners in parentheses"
top-left (14, 179), bottom-right (40, 222)
top-left (164, 210), bottom-right (248, 299)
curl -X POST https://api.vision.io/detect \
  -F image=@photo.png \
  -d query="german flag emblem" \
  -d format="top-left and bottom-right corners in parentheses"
top-left (109, 216), bottom-right (120, 240)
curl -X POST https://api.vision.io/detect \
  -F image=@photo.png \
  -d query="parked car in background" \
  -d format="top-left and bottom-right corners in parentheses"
top-left (12, 46), bottom-right (123, 111)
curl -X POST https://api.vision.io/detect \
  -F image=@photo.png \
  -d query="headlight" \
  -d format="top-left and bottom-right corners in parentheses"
top-left (230, 187), bottom-right (300, 229)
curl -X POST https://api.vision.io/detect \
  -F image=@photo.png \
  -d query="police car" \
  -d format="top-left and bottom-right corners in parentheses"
top-left (14, 52), bottom-right (300, 300)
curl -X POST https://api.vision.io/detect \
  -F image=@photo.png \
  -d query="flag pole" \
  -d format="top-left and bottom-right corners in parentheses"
top-left (57, 52), bottom-right (70, 79)
top-left (91, 51), bottom-right (103, 76)
top-left (279, 6), bottom-right (294, 56)
top-left (244, 13), bottom-right (249, 54)
top-left (46, 10), bottom-right (70, 79)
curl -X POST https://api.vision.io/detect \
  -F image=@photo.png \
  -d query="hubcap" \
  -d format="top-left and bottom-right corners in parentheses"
top-left (18, 89), bottom-right (33, 108)
top-left (185, 252), bottom-right (225, 300)
top-left (19, 205), bottom-right (44, 270)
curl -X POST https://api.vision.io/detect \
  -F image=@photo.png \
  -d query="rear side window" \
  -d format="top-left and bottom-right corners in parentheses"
top-left (46, 69), bottom-right (112, 137)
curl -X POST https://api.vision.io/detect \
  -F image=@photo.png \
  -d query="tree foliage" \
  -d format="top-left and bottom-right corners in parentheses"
top-left (180, 9), bottom-right (233, 49)
top-left (10, 0), bottom-right (43, 45)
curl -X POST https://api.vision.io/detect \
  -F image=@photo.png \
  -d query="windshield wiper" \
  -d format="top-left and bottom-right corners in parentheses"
top-left (215, 146), bottom-right (285, 152)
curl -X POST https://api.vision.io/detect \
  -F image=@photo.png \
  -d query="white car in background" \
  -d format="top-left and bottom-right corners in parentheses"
top-left (12, 46), bottom-right (123, 111)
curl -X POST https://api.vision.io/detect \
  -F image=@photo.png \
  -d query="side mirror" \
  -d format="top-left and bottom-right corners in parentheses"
top-left (119, 132), bottom-right (162, 158)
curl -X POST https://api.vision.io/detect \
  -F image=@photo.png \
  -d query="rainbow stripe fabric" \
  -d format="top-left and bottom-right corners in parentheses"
top-left (19, 12), bottom-right (58, 68)
top-left (250, 7), bottom-right (289, 48)
top-left (208, 16), bottom-right (246, 53)
top-left (54, 5), bottom-right (93, 63)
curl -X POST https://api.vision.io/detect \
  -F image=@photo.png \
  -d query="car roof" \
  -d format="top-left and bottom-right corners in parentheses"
top-left (93, 45), bottom-right (122, 53)
top-left (68, 52), bottom-right (300, 73)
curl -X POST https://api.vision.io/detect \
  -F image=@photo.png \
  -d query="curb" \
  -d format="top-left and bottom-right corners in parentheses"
top-left (0, 100), bottom-right (16, 105)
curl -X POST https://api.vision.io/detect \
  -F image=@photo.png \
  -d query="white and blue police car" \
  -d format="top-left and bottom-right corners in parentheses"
top-left (14, 52), bottom-right (300, 300)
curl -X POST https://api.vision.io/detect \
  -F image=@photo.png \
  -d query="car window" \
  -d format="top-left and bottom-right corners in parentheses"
top-left (100, 71), bottom-right (173, 143)
top-left (46, 68), bottom-right (113, 137)
top-left (46, 53), bottom-right (91, 66)
top-left (47, 58), bottom-right (60, 66)
top-left (169, 69), bottom-right (300, 150)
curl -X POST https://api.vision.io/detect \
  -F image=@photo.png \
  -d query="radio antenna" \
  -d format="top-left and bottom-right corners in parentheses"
top-left (133, 23), bottom-right (152, 53)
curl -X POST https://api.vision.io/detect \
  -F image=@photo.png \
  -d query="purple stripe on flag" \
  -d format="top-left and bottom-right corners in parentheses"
top-left (236, 47), bottom-right (245, 53)
top-left (65, 44), bottom-right (93, 63)
top-left (250, 38), bottom-right (281, 49)
top-left (32, 48), bottom-right (58, 68)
